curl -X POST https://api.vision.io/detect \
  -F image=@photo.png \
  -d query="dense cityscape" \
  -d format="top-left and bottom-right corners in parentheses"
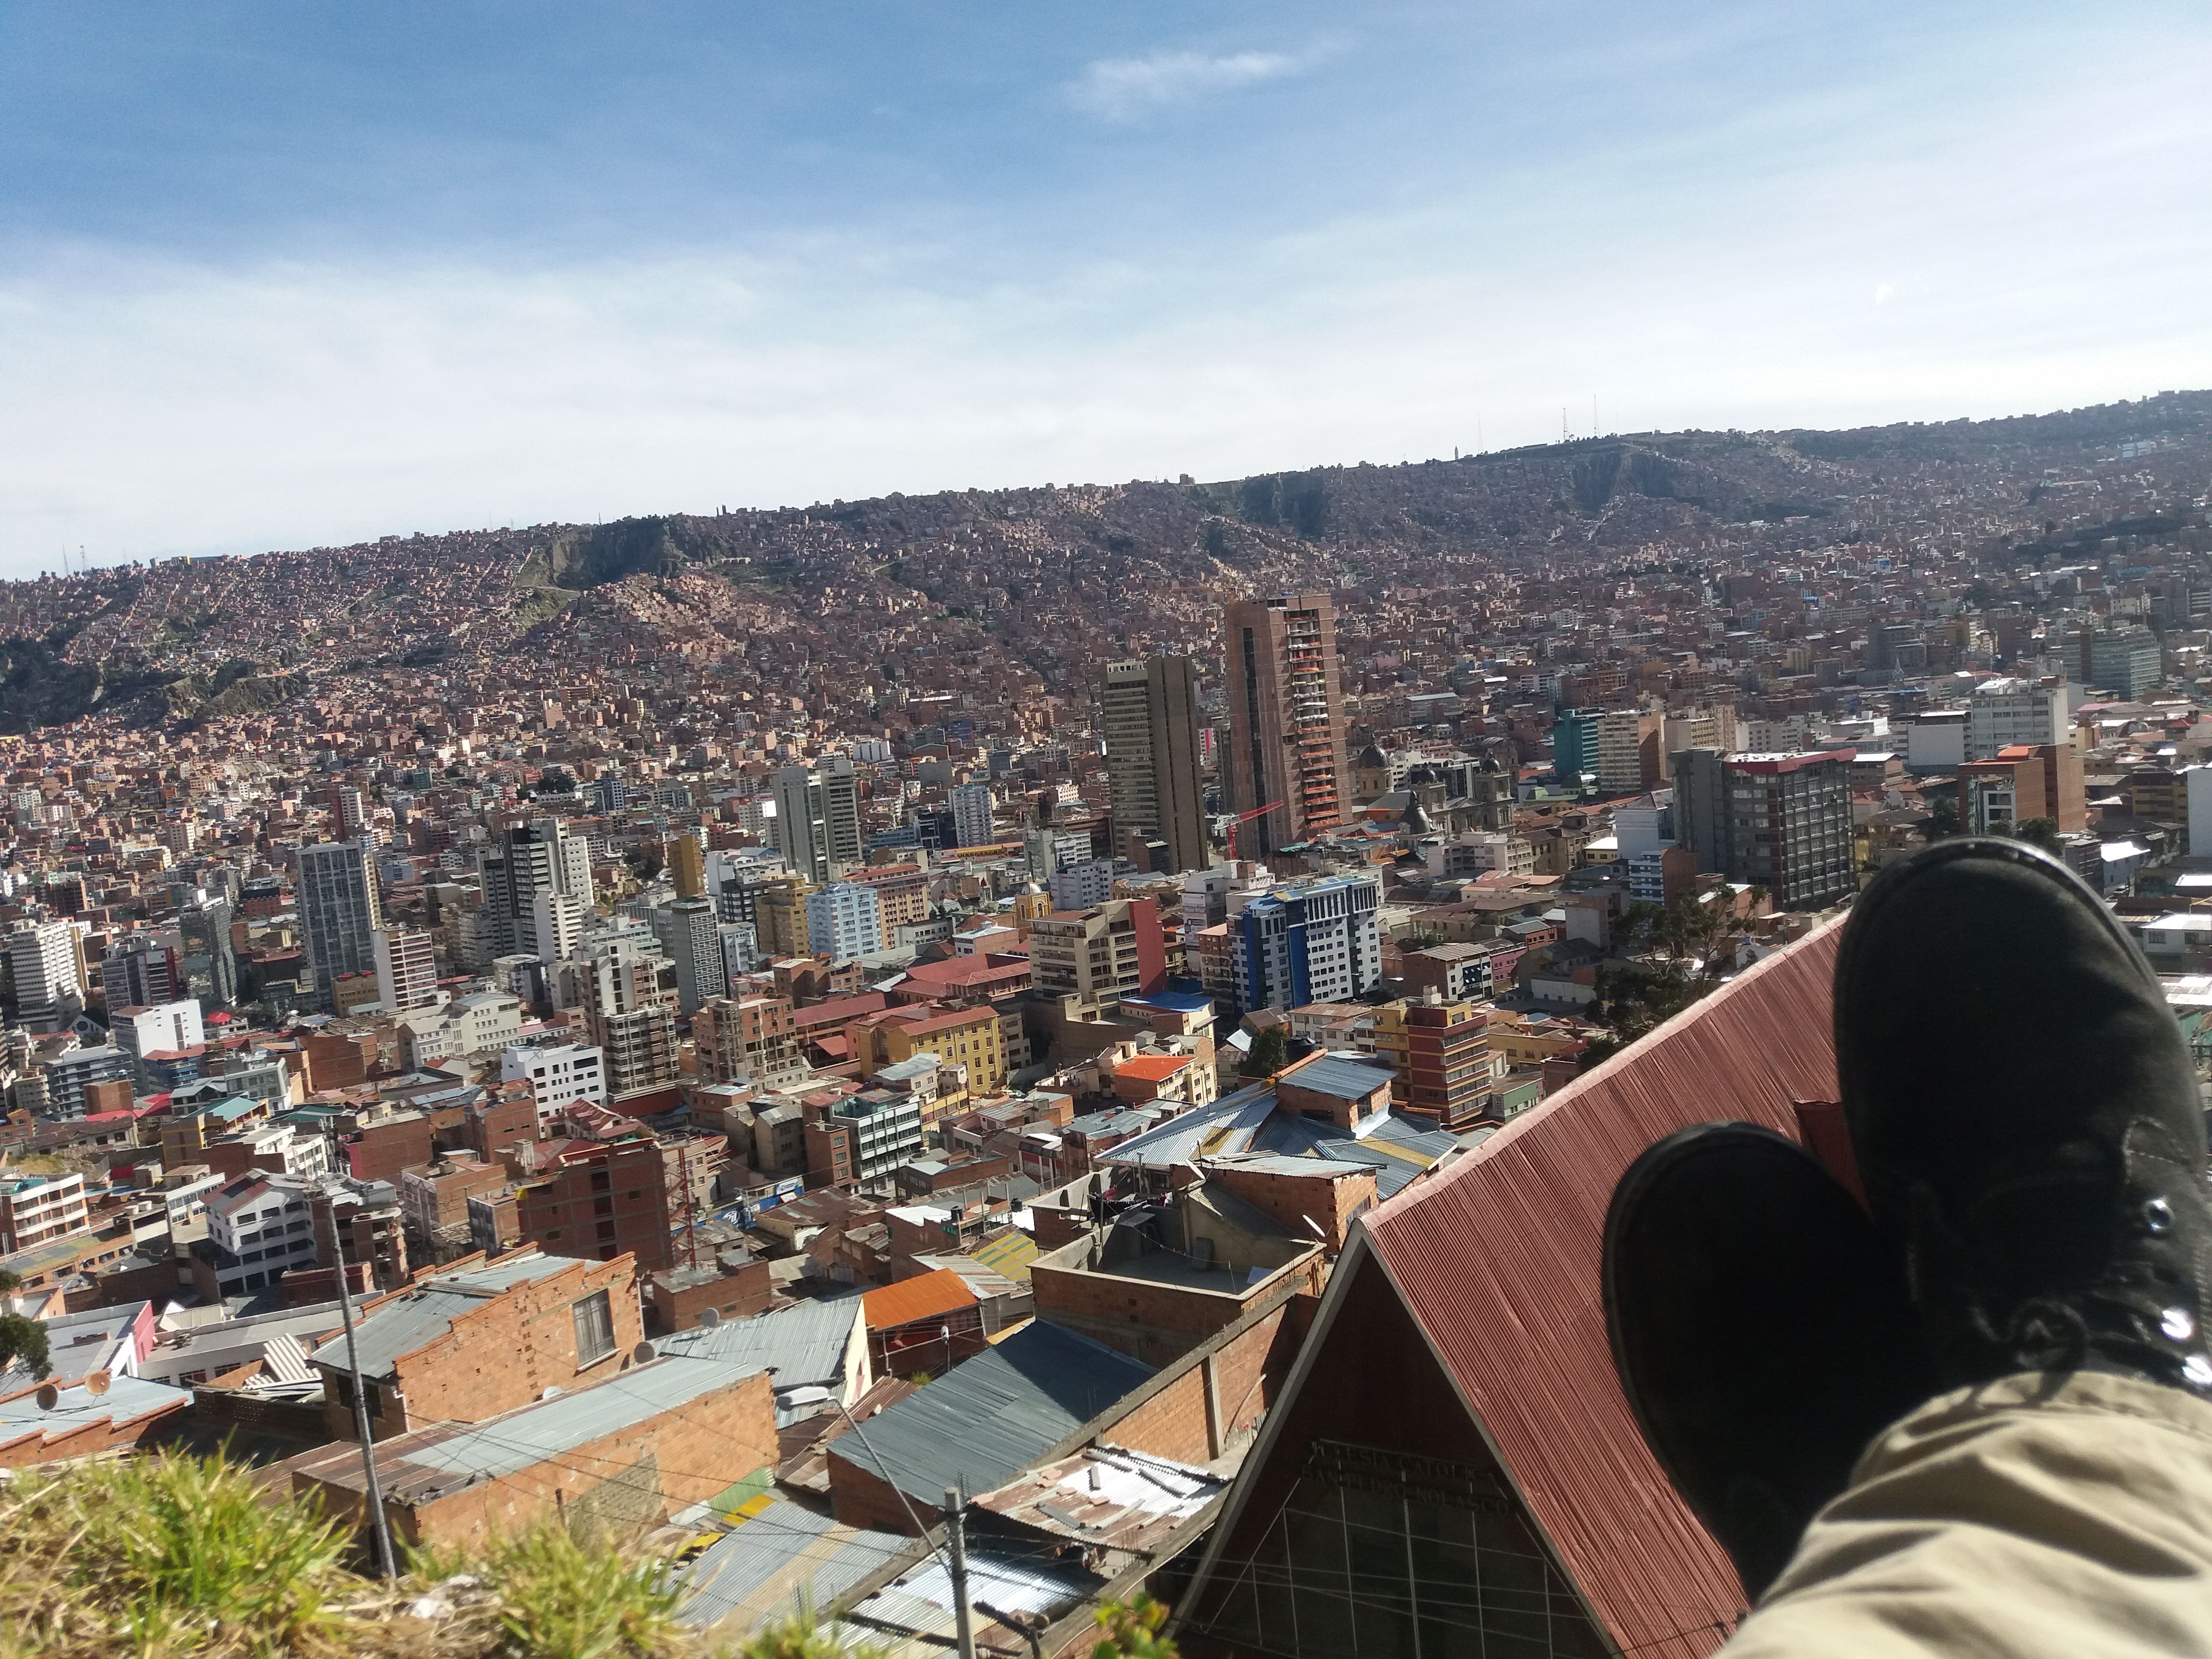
top-left (4, 390), bottom-right (2212, 1657)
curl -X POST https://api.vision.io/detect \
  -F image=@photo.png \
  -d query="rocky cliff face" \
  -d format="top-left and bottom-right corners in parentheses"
top-left (548, 518), bottom-right (683, 588)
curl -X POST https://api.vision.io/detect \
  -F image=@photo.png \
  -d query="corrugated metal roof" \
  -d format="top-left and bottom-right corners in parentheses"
top-left (658, 1297), bottom-right (861, 1393)
top-left (674, 1494), bottom-right (910, 1632)
top-left (905, 1257), bottom-right (1022, 1303)
top-left (260, 1332), bottom-right (317, 1385)
top-left (1351, 915), bottom-right (1847, 1658)
top-left (403, 1352), bottom-right (761, 1482)
top-left (830, 1320), bottom-right (1154, 1505)
top-left (973, 1444), bottom-right (1223, 1554)
top-left (323, 1287), bottom-right (487, 1381)
top-left (422, 1250), bottom-right (579, 1293)
top-left (0, 1375), bottom-right (191, 1451)
top-left (853, 1549), bottom-right (1099, 1647)
top-left (1276, 1055), bottom-right (1394, 1099)
top-left (1095, 1085), bottom-right (1277, 1168)
top-left (965, 1229), bottom-right (1038, 1285)
top-left (861, 1269), bottom-right (977, 1331)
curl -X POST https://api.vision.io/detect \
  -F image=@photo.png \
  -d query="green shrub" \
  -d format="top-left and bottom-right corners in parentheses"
top-left (0, 1447), bottom-right (350, 1656)
top-left (461, 1522), bottom-right (685, 1659)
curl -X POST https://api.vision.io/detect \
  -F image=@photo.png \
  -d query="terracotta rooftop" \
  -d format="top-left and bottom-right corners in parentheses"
top-left (860, 1266), bottom-right (978, 1331)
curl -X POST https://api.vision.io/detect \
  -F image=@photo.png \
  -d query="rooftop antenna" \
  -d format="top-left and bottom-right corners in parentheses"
top-left (1594, 393), bottom-right (1600, 437)
top-left (1561, 408), bottom-right (1569, 443)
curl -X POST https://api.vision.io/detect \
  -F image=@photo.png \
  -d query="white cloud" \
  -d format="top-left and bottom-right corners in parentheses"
top-left (1067, 48), bottom-right (1303, 121)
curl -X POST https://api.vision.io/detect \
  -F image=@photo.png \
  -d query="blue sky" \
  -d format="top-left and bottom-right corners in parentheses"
top-left (3, 3), bottom-right (2209, 570)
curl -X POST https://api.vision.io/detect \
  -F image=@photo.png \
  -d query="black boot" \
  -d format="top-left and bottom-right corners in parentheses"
top-left (1604, 1122), bottom-right (1937, 1600)
top-left (1835, 836), bottom-right (2212, 1392)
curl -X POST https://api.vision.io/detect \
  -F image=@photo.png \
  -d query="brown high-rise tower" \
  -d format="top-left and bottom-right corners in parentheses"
top-left (1102, 656), bottom-right (1210, 876)
top-left (1223, 593), bottom-right (1351, 856)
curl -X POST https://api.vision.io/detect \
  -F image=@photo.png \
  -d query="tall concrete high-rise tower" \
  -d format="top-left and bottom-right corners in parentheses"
top-left (480, 819), bottom-right (592, 960)
top-left (669, 832), bottom-right (707, 900)
top-left (773, 757), bottom-right (862, 884)
top-left (297, 840), bottom-right (383, 1007)
top-left (1223, 593), bottom-right (1352, 857)
top-left (1102, 656), bottom-right (1210, 875)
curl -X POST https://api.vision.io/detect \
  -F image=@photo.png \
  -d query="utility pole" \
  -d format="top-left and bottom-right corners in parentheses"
top-left (944, 1482), bottom-right (978, 1659)
top-left (324, 1133), bottom-right (399, 1580)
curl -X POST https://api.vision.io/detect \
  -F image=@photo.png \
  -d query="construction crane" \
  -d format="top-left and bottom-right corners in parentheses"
top-left (1229, 800), bottom-right (1284, 860)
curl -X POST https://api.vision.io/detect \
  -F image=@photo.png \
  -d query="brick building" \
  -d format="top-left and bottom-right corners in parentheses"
top-left (314, 1248), bottom-right (643, 1442)
top-left (293, 1357), bottom-right (776, 1551)
top-left (512, 1133), bottom-right (674, 1269)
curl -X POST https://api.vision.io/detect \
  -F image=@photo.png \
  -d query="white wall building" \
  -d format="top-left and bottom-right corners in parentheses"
top-left (949, 782), bottom-right (996, 850)
top-left (372, 927), bottom-right (441, 1012)
top-left (401, 991), bottom-right (524, 1070)
top-left (204, 1172), bottom-right (323, 1297)
top-left (2187, 765), bottom-right (2212, 860)
top-left (805, 882), bottom-right (885, 961)
top-left (8, 919), bottom-right (84, 1033)
top-left (1967, 678), bottom-right (2069, 761)
top-left (500, 1042), bottom-right (607, 1126)
top-left (111, 1000), bottom-right (206, 1087)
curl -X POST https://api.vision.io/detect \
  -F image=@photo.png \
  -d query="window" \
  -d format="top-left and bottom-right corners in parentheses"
top-left (572, 1289), bottom-right (616, 1366)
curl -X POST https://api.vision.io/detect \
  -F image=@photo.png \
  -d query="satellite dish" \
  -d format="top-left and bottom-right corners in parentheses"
top-left (34, 1384), bottom-right (59, 1411)
top-left (632, 1341), bottom-right (657, 1365)
top-left (697, 1307), bottom-right (723, 1328)
top-left (85, 1370), bottom-right (111, 1396)
top-left (540, 1386), bottom-right (563, 1401)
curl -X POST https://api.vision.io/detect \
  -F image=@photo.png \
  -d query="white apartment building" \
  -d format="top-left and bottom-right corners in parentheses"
top-left (9, 919), bottom-right (85, 1033)
top-left (400, 990), bottom-right (524, 1070)
top-left (1739, 716), bottom-right (1810, 754)
top-left (1230, 871), bottom-right (1385, 1012)
top-left (1049, 857), bottom-right (1138, 910)
top-left (774, 758), bottom-right (863, 884)
top-left (950, 782), bottom-right (996, 849)
top-left (500, 1041), bottom-right (607, 1127)
top-left (203, 1172), bottom-right (322, 1297)
top-left (372, 927), bottom-right (441, 1012)
top-left (1967, 678), bottom-right (2069, 761)
top-left (111, 1000), bottom-right (206, 1087)
top-left (805, 882), bottom-right (885, 961)
top-left (0, 1170), bottom-right (89, 1254)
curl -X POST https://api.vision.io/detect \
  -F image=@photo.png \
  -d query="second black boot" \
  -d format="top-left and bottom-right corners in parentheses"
top-left (1836, 836), bottom-right (2212, 1392)
top-left (1604, 1122), bottom-right (1937, 1600)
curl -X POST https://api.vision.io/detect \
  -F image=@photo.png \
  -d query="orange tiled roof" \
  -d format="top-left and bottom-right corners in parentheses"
top-left (861, 1267), bottom-right (978, 1329)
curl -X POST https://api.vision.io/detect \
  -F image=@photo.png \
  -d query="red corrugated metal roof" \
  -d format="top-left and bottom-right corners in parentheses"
top-left (1362, 915), bottom-right (1845, 1659)
top-left (861, 1267), bottom-right (978, 1330)
top-left (1112, 1053), bottom-right (1190, 1082)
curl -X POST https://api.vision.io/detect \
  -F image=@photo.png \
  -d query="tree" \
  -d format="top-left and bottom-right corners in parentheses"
top-left (1240, 1025), bottom-right (1288, 1079)
top-left (0, 1266), bottom-right (19, 1294)
top-left (2006, 816), bottom-right (2064, 856)
top-left (1093, 1596), bottom-right (1177, 1659)
top-left (0, 1313), bottom-right (50, 1379)
top-left (1924, 798), bottom-right (1961, 841)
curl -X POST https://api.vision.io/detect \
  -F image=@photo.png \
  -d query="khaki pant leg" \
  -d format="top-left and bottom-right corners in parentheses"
top-left (1720, 1371), bottom-right (2212, 1659)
